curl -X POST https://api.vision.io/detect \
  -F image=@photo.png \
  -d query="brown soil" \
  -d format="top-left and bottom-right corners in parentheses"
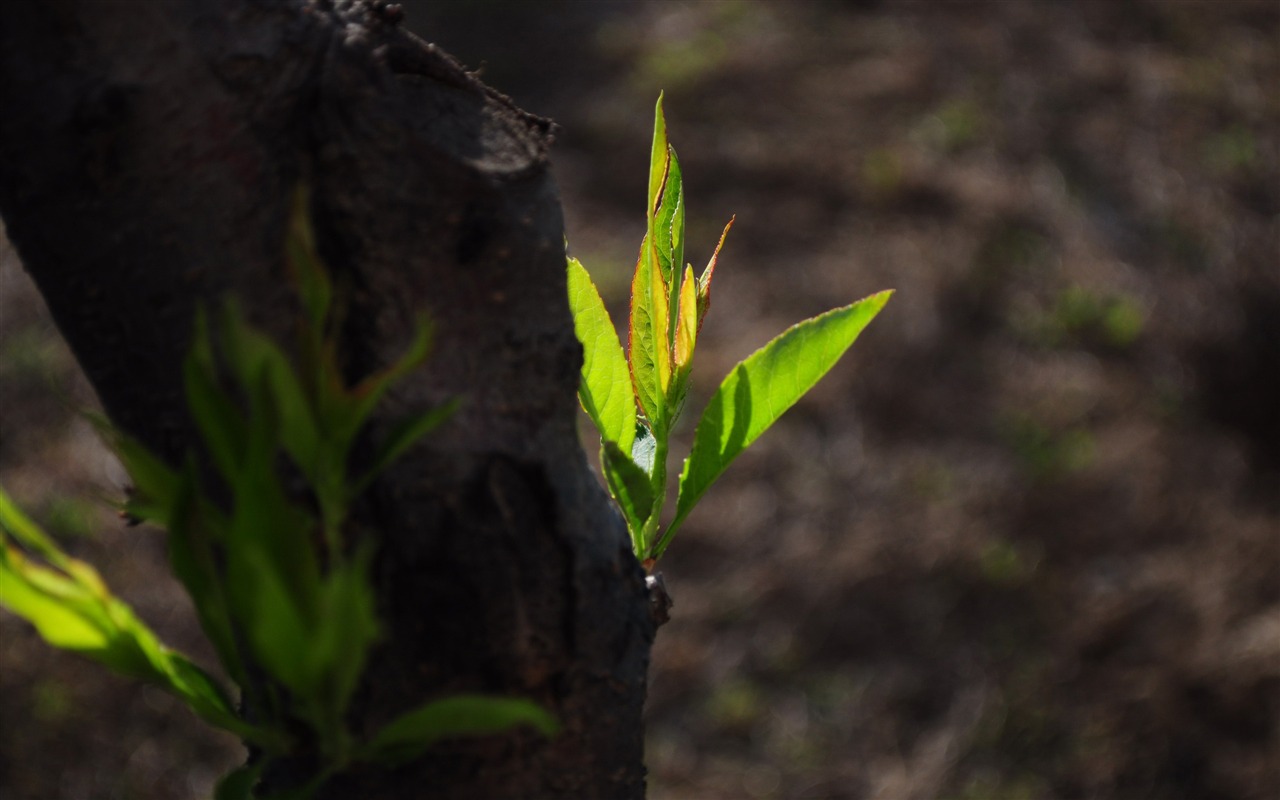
top-left (2, 2), bottom-right (1277, 798)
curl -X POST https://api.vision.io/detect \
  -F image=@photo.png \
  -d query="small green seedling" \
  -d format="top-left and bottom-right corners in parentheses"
top-left (0, 188), bottom-right (556, 798)
top-left (569, 95), bottom-right (892, 569)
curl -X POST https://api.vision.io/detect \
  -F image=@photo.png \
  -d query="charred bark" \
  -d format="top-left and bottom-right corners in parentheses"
top-left (0, 0), bottom-right (653, 796)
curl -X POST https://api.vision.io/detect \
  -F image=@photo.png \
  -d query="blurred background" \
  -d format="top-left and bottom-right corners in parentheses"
top-left (2, 1), bottom-right (1277, 798)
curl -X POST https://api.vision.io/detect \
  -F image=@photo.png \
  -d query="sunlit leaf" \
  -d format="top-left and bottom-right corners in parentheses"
top-left (647, 93), bottom-right (669, 227)
top-left (0, 495), bottom-right (257, 740)
top-left (673, 264), bottom-right (698, 375)
top-left (567, 257), bottom-right (636, 454)
top-left (661, 291), bottom-right (893, 557)
top-left (654, 146), bottom-right (684, 291)
top-left (648, 236), bottom-right (672, 397)
top-left (0, 485), bottom-right (67, 567)
top-left (628, 236), bottom-right (665, 428)
top-left (696, 217), bottom-right (735, 332)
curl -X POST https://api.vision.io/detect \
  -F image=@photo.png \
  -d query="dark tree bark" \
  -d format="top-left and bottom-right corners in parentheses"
top-left (0, 0), bottom-right (654, 797)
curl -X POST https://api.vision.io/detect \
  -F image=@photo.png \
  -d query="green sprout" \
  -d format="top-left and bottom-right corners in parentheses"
top-left (569, 95), bottom-right (892, 569)
top-left (1, 187), bottom-right (556, 799)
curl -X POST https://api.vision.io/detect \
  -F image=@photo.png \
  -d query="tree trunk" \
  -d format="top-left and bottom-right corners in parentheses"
top-left (0, 0), bottom-right (653, 796)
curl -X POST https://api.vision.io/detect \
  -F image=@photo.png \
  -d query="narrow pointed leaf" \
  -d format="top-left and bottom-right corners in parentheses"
top-left (355, 399), bottom-right (458, 493)
top-left (345, 316), bottom-right (434, 445)
top-left (360, 695), bottom-right (558, 766)
top-left (216, 301), bottom-right (320, 483)
top-left (663, 291), bottom-right (892, 556)
top-left (649, 236), bottom-right (672, 396)
top-left (696, 216), bottom-right (735, 331)
top-left (285, 184), bottom-right (332, 334)
top-left (654, 145), bottom-right (684, 289)
top-left (628, 236), bottom-right (664, 427)
top-left (674, 264), bottom-right (698, 374)
top-left (165, 465), bottom-right (243, 684)
top-left (647, 93), bottom-right (669, 226)
top-left (310, 547), bottom-right (380, 720)
top-left (0, 485), bottom-right (67, 567)
top-left (184, 311), bottom-right (247, 483)
top-left (567, 256), bottom-right (636, 453)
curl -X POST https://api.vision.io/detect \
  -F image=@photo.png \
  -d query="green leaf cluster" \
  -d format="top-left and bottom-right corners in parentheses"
top-left (569, 95), bottom-right (892, 567)
top-left (0, 187), bottom-right (555, 798)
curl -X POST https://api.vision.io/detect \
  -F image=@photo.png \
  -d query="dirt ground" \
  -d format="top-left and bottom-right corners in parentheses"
top-left (2, 2), bottom-right (1277, 798)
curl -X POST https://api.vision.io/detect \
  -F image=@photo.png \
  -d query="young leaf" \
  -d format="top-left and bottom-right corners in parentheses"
top-left (648, 236), bottom-right (672, 396)
top-left (654, 145), bottom-right (684, 290)
top-left (661, 291), bottom-right (893, 556)
top-left (647, 93), bottom-right (670, 227)
top-left (354, 399), bottom-right (459, 494)
top-left (359, 694), bottom-right (558, 766)
top-left (627, 236), bottom-right (665, 427)
top-left (567, 256), bottom-right (636, 454)
top-left (184, 310), bottom-right (248, 483)
top-left (696, 217), bottom-right (735, 331)
top-left (164, 464), bottom-right (243, 685)
top-left (284, 184), bottom-right (333, 336)
top-left (344, 315), bottom-right (435, 445)
top-left (601, 441), bottom-right (654, 548)
top-left (0, 494), bottom-right (258, 740)
top-left (673, 264), bottom-right (698, 376)
top-left (310, 546), bottom-right (380, 722)
top-left (215, 300), bottom-right (321, 484)
top-left (0, 485), bottom-right (68, 567)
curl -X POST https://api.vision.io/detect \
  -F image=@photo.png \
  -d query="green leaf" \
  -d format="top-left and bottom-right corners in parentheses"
top-left (0, 485), bottom-right (67, 567)
top-left (359, 694), bottom-right (559, 766)
top-left (165, 464), bottom-right (243, 685)
top-left (567, 256), bottom-right (636, 454)
top-left (647, 93), bottom-right (669, 229)
top-left (354, 399), bottom-right (458, 494)
top-left (0, 492), bottom-right (258, 741)
top-left (310, 547), bottom-right (380, 722)
top-left (0, 550), bottom-right (109, 651)
top-left (672, 264), bottom-right (698, 389)
top-left (341, 316), bottom-right (434, 451)
top-left (285, 184), bottom-right (333, 335)
top-left (654, 145), bottom-right (684, 290)
top-left (184, 310), bottom-right (248, 483)
top-left (662, 291), bottom-right (893, 557)
top-left (627, 235), bottom-right (666, 428)
top-left (216, 301), bottom-right (321, 485)
top-left (601, 441), bottom-right (654, 550)
top-left (696, 217), bottom-right (735, 333)
top-left (234, 546), bottom-right (317, 697)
